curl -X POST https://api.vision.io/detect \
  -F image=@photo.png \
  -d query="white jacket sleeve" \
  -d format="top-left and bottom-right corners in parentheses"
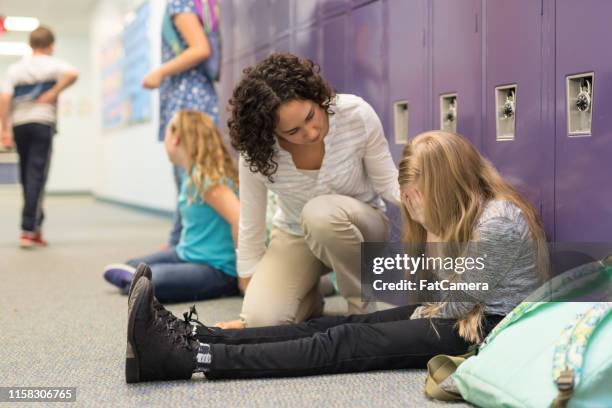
top-left (236, 156), bottom-right (268, 278)
top-left (360, 101), bottom-right (401, 206)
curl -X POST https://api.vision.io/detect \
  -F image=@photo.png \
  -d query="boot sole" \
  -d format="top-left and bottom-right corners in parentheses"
top-left (127, 263), bottom-right (151, 301)
top-left (125, 279), bottom-right (148, 383)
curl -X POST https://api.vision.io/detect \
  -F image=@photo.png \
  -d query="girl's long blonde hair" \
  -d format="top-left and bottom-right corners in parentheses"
top-left (398, 131), bottom-right (548, 343)
top-left (174, 110), bottom-right (239, 201)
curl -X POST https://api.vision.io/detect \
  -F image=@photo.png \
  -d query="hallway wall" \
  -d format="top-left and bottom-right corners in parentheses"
top-left (89, 0), bottom-right (175, 212)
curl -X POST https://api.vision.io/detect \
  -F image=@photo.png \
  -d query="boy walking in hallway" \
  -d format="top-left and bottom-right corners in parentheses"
top-left (0, 25), bottom-right (79, 248)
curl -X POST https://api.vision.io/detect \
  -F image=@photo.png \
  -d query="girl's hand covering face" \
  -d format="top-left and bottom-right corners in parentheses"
top-left (405, 189), bottom-right (426, 226)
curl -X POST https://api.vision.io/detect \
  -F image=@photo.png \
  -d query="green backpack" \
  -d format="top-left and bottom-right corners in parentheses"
top-left (425, 257), bottom-right (612, 408)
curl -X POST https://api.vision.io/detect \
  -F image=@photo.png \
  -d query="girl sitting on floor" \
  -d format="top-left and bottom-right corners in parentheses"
top-left (103, 110), bottom-right (240, 303)
top-left (124, 130), bottom-right (548, 382)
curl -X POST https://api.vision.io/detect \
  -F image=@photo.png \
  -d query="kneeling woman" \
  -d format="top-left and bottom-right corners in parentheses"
top-left (124, 131), bottom-right (548, 382)
top-left (104, 110), bottom-right (240, 303)
top-left (225, 53), bottom-right (401, 328)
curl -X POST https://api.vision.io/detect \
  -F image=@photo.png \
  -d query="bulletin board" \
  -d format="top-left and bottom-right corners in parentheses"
top-left (101, 1), bottom-right (152, 129)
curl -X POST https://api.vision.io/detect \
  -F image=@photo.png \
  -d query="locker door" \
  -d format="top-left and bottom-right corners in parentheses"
top-left (352, 0), bottom-right (372, 8)
top-left (219, 0), bottom-right (235, 60)
top-left (484, 1), bottom-right (550, 231)
top-left (294, 0), bottom-right (319, 27)
top-left (321, 14), bottom-right (348, 93)
top-left (431, 0), bottom-right (482, 149)
top-left (320, 0), bottom-right (348, 18)
top-left (254, 45), bottom-right (272, 64)
top-left (346, 1), bottom-right (389, 240)
top-left (272, 0), bottom-right (292, 37)
top-left (217, 59), bottom-right (234, 134)
top-left (386, 0), bottom-right (427, 163)
top-left (234, 53), bottom-right (256, 88)
top-left (274, 35), bottom-right (291, 54)
top-left (293, 26), bottom-right (320, 63)
top-left (252, 0), bottom-right (272, 49)
top-left (555, 0), bottom-right (612, 241)
top-left (233, 0), bottom-right (255, 55)
top-left (348, 1), bottom-right (385, 123)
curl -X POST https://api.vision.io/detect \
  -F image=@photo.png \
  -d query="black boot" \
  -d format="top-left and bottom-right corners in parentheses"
top-left (127, 263), bottom-right (217, 337)
top-left (126, 278), bottom-right (199, 383)
top-left (127, 263), bottom-right (151, 300)
top-left (127, 263), bottom-right (191, 335)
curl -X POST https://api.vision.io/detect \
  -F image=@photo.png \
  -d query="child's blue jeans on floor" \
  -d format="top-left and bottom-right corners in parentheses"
top-left (126, 248), bottom-right (238, 303)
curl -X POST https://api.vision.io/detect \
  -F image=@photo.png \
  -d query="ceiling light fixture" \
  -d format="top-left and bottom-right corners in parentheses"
top-left (3, 16), bottom-right (40, 32)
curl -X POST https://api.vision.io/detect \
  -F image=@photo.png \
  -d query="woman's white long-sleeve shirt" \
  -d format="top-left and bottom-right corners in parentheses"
top-left (237, 94), bottom-right (400, 278)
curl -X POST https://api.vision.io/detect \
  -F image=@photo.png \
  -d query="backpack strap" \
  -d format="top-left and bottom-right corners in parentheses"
top-left (161, 0), bottom-right (217, 53)
top-left (161, 9), bottom-right (184, 56)
top-left (161, 0), bottom-right (222, 82)
top-left (425, 349), bottom-right (476, 401)
top-left (551, 302), bottom-right (612, 408)
top-left (197, 0), bottom-right (220, 33)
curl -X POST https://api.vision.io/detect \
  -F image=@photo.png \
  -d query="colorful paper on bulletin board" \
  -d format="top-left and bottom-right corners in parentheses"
top-left (101, 1), bottom-right (152, 130)
top-left (122, 2), bottom-right (152, 124)
top-left (100, 36), bottom-right (124, 129)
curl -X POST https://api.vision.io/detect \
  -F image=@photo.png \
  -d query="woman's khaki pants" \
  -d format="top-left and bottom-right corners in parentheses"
top-left (240, 194), bottom-right (389, 327)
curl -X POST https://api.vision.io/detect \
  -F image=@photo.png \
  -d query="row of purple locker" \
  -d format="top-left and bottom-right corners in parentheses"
top-left (215, 0), bottom-right (612, 243)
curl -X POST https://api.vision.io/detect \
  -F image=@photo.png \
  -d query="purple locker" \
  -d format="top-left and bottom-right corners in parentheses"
top-left (234, 52), bottom-right (256, 87)
top-left (272, 0), bottom-right (292, 36)
top-left (274, 35), bottom-right (292, 54)
top-left (349, 1), bottom-right (397, 241)
top-left (293, 26), bottom-right (321, 64)
top-left (555, 1), bottom-right (612, 241)
top-left (294, 0), bottom-right (320, 27)
top-left (254, 44), bottom-right (273, 64)
top-left (386, 0), bottom-right (427, 163)
top-left (217, 59), bottom-right (235, 135)
top-left (232, 0), bottom-right (255, 55)
top-left (320, 0), bottom-right (348, 18)
top-left (219, 0), bottom-right (234, 60)
top-left (251, 0), bottom-right (273, 48)
top-left (320, 14), bottom-right (348, 93)
top-left (431, 0), bottom-right (482, 149)
top-left (483, 1), bottom-right (552, 233)
top-left (352, 0), bottom-right (373, 8)
top-left (384, 0), bottom-right (428, 241)
top-left (348, 1), bottom-right (386, 124)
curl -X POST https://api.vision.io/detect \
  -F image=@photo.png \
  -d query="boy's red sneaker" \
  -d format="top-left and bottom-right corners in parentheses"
top-left (19, 232), bottom-right (48, 248)
top-left (31, 232), bottom-right (48, 246)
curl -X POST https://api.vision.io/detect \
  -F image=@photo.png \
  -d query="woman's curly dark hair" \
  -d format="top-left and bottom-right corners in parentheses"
top-left (228, 53), bottom-right (335, 181)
